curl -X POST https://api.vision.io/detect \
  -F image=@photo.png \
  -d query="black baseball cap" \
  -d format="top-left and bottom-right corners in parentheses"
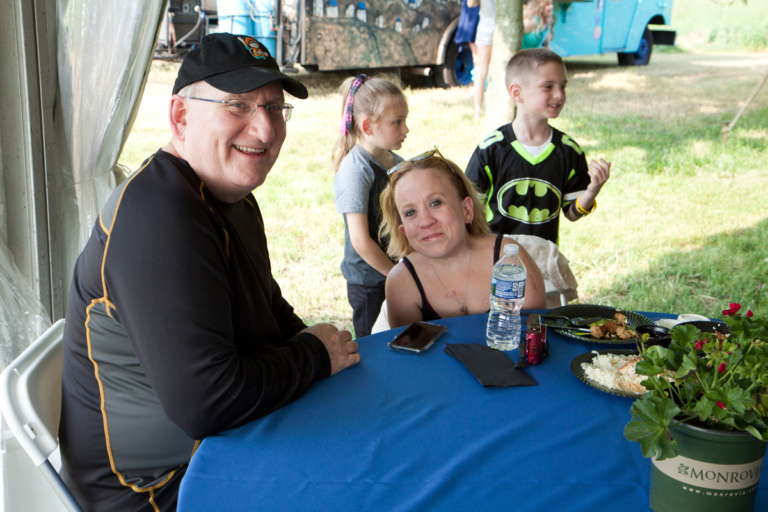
top-left (172, 33), bottom-right (308, 99)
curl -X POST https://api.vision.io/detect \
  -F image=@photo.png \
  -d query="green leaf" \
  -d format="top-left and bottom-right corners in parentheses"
top-left (636, 359), bottom-right (664, 377)
top-left (654, 433), bottom-right (680, 460)
top-left (623, 420), bottom-right (680, 459)
top-left (677, 351), bottom-right (699, 377)
top-left (670, 324), bottom-right (701, 347)
top-left (631, 397), bottom-right (680, 425)
top-left (743, 425), bottom-right (768, 441)
top-left (625, 397), bottom-right (681, 459)
top-left (692, 398), bottom-right (715, 421)
top-left (624, 420), bottom-right (654, 442)
top-left (757, 388), bottom-right (768, 415)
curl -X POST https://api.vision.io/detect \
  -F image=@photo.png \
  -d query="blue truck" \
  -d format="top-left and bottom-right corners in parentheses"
top-left (446, 0), bottom-right (677, 85)
top-left (551, 0), bottom-right (675, 66)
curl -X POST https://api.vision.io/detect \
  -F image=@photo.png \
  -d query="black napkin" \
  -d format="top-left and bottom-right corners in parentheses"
top-left (444, 343), bottom-right (538, 388)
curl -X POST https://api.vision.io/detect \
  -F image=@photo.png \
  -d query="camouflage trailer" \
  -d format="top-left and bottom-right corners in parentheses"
top-left (280, 0), bottom-right (465, 86)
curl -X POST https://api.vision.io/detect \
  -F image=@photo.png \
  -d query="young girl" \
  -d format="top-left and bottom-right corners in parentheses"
top-left (332, 74), bottom-right (409, 338)
top-left (523, 0), bottom-right (555, 49)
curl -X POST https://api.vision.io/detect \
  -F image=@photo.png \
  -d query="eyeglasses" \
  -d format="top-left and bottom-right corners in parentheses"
top-left (387, 147), bottom-right (458, 176)
top-left (189, 97), bottom-right (294, 122)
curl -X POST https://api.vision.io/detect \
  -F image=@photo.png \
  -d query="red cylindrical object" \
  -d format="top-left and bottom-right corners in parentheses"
top-left (525, 330), bottom-right (544, 365)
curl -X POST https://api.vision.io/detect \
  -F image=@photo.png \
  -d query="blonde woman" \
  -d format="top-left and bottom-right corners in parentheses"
top-left (379, 149), bottom-right (546, 328)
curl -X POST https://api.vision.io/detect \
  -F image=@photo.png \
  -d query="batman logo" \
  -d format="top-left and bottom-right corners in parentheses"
top-left (496, 179), bottom-right (561, 224)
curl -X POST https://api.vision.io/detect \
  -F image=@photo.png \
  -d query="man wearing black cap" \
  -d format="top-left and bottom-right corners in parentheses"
top-left (59, 33), bottom-right (360, 511)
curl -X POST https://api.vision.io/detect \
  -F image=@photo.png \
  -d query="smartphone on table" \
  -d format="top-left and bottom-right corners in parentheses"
top-left (388, 322), bottom-right (448, 354)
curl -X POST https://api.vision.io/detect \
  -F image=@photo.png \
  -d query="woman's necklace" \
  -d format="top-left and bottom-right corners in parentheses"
top-left (427, 249), bottom-right (472, 314)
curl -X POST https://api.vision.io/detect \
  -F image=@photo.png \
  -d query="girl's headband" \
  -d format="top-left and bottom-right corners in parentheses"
top-left (340, 74), bottom-right (371, 136)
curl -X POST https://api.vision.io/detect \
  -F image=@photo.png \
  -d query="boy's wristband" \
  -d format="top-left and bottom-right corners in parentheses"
top-left (575, 197), bottom-right (596, 216)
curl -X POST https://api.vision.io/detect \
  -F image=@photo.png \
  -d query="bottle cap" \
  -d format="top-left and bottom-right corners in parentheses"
top-left (503, 243), bottom-right (519, 256)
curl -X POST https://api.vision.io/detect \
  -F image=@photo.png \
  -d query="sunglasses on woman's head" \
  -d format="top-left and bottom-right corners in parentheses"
top-left (387, 148), bottom-right (459, 177)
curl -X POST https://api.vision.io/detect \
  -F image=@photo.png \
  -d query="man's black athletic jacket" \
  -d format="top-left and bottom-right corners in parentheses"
top-left (59, 149), bottom-right (331, 511)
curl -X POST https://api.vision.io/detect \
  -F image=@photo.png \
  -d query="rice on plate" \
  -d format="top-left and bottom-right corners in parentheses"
top-left (581, 352), bottom-right (647, 394)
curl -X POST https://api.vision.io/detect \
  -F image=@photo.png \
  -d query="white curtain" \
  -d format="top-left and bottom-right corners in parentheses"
top-left (0, 0), bottom-right (166, 367)
top-left (0, 243), bottom-right (51, 370)
top-left (56, 0), bottom-right (167, 250)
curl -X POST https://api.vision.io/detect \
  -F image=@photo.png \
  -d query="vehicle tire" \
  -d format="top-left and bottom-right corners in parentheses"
top-left (618, 27), bottom-right (653, 66)
top-left (433, 39), bottom-right (474, 88)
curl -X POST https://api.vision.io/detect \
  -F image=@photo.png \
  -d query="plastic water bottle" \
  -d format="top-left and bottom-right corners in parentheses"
top-left (486, 244), bottom-right (527, 351)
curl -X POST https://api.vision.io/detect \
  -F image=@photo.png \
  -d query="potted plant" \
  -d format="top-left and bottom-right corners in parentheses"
top-left (624, 303), bottom-right (768, 512)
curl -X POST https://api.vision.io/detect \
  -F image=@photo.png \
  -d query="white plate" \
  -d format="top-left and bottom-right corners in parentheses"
top-left (570, 349), bottom-right (644, 398)
top-left (655, 318), bottom-right (679, 329)
top-left (677, 313), bottom-right (709, 323)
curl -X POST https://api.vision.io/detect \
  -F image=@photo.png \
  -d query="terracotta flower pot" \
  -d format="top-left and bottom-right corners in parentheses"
top-left (650, 422), bottom-right (767, 511)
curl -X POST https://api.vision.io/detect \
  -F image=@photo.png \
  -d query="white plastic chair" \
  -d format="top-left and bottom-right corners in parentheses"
top-left (504, 234), bottom-right (577, 308)
top-left (0, 319), bottom-right (82, 511)
top-left (543, 278), bottom-right (568, 308)
top-left (371, 299), bottom-right (390, 335)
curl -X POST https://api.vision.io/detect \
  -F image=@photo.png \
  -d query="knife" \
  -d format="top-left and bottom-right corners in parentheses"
top-left (543, 324), bottom-right (592, 333)
top-left (539, 315), bottom-right (602, 327)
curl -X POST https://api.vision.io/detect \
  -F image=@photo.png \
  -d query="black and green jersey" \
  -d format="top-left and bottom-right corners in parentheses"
top-left (59, 150), bottom-right (331, 511)
top-left (465, 124), bottom-right (590, 244)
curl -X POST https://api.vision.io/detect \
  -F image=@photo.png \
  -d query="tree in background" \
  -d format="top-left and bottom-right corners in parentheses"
top-left (483, 0), bottom-right (524, 130)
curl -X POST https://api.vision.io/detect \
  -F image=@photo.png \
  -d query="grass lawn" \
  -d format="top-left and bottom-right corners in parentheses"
top-left (120, 0), bottom-right (768, 332)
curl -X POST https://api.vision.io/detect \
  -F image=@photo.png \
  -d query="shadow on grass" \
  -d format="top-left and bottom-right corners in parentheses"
top-left (295, 68), bottom-right (428, 96)
top-left (560, 57), bottom-right (768, 175)
top-left (561, 59), bottom-right (622, 73)
top-left (593, 217), bottom-right (768, 318)
top-left (588, 102), bottom-right (768, 175)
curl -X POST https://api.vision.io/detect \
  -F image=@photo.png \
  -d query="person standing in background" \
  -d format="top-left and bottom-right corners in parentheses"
top-left (471, 0), bottom-right (496, 119)
top-left (454, 0), bottom-right (481, 88)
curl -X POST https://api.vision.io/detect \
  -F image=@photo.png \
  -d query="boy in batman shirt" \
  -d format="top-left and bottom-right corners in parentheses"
top-left (466, 48), bottom-right (610, 245)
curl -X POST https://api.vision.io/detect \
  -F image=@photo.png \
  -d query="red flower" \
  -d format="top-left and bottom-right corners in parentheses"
top-left (747, 310), bottom-right (754, 317)
top-left (718, 363), bottom-right (727, 373)
top-left (695, 340), bottom-right (706, 351)
top-left (723, 303), bottom-right (741, 316)
top-left (716, 401), bottom-right (726, 410)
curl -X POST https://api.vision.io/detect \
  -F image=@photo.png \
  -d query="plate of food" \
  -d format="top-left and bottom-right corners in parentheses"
top-left (570, 349), bottom-right (647, 398)
top-left (543, 304), bottom-right (653, 344)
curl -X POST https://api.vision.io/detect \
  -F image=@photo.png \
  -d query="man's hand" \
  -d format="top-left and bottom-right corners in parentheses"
top-left (303, 323), bottom-right (360, 375)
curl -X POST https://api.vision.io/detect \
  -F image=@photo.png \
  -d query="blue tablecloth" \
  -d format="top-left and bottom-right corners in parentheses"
top-left (177, 311), bottom-right (768, 511)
